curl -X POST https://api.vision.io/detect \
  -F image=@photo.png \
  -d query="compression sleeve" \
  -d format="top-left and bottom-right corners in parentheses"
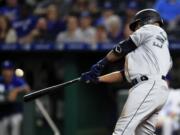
top-left (112, 37), bottom-right (137, 56)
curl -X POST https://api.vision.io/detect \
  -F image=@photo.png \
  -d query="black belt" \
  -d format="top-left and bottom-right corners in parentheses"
top-left (131, 75), bottom-right (166, 86)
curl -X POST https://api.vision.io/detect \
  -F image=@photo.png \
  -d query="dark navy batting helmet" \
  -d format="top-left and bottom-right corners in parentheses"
top-left (129, 9), bottom-right (164, 31)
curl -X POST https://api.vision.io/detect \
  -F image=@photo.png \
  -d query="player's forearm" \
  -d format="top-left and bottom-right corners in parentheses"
top-left (98, 71), bottom-right (124, 83)
top-left (14, 85), bottom-right (31, 93)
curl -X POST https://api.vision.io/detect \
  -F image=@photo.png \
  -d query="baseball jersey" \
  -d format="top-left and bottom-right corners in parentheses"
top-left (125, 24), bottom-right (172, 82)
top-left (0, 75), bottom-right (27, 118)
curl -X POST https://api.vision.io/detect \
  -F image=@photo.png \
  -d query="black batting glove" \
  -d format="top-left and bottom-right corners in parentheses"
top-left (81, 58), bottom-right (109, 83)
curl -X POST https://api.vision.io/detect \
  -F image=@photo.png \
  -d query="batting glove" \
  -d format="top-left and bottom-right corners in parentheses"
top-left (81, 71), bottom-right (99, 83)
top-left (81, 58), bottom-right (109, 83)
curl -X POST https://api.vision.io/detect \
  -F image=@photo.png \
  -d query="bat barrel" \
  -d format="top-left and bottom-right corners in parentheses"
top-left (24, 77), bottom-right (81, 102)
top-left (24, 88), bottom-right (51, 102)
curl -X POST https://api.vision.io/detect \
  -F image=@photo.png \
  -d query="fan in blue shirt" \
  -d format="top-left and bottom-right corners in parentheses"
top-left (12, 4), bottom-right (38, 41)
top-left (0, 0), bottom-right (20, 21)
top-left (154, 0), bottom-right (180, 22)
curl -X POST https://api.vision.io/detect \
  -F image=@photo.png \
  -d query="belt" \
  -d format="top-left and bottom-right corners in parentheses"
top-left (131, 75), bottom-right (166, 86)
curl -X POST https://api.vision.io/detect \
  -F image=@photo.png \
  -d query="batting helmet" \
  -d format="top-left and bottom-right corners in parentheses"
top-left (129, 9), bottom-right (164, 31)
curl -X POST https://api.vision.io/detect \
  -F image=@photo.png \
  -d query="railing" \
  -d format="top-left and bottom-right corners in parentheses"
top-left (35, 99), bottom-right (61, 135)
top-left (0, 41), bottom-right (179, 51)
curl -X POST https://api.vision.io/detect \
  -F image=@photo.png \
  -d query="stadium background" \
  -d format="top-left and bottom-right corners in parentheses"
top-left (0, 0), bottom-right (179, 135)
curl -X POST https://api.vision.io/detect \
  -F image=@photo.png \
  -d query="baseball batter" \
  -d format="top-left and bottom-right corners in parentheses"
top-left (81, 9), bottom-right (172, 135)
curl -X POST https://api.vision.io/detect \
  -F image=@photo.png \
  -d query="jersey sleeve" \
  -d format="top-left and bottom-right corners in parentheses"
top-left (15, 77), bottom-right (27, 87)
top-left (130, 26), bottom-right (151, 47)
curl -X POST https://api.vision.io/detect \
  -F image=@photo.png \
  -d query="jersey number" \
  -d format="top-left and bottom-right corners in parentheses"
top-left (153, 32), bottom-right (167, 48)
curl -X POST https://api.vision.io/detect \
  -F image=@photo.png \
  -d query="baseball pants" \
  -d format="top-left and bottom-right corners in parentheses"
top-left (113, 78), bottom-right (169, 135)
top-left (0, 113), bottom-right (23, 135)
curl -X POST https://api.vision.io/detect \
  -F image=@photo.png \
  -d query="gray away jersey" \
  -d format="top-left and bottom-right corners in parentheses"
top-left (125, 24), bottom-right (172, 82)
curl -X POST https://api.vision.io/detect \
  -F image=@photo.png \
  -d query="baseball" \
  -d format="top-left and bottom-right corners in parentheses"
top-left (15, 68), bottom-right (24, 77)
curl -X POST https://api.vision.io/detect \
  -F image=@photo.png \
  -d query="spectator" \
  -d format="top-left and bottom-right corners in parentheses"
top-left (56, 15), bottom-right (83, 44)
top-left (0, 0), bottom-right (20, 21)
top-left (79, 11), bottom-right (96, 45)
top-left (106, 15), bottom-right (123, 43)
top-left (154, 0), bottom-right (180, 39)
top-left (32, 4), bottom-right (66, 42)
top-left (0, 60), bottom-right (30, 135)
top-left (44, 4), bottom-right (66, 41)
top-left (32, 17), bottom-right (48, 43)
top-left (88, 0), bottom-right (101, 24)
top-left (139, 0), bottom-right (155, 8)
top-left (123, 1), bottom-right (139, 38)
top-left (96, 1), bottom-right (115, 29)
top-left (71, 0), bottom-right (89, 15)
top-left (12, 4), bottom-right (38, 45)
top-left (95, 24), bottom-right (109, 43)
top-left (154, 0), bottom-right (180, 23)
top-left (0, 15), bottom-right (17, 43)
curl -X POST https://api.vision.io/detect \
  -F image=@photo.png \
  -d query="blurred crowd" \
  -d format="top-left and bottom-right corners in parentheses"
top-left (156, 88), bottom-right (180, 135)
top-left (0, 0), bottom-right (179, 46)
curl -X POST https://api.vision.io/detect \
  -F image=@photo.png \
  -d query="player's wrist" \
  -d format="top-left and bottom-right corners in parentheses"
top-left (96, 57), bottom-right (109, 69)
top-left (91, 58), bottom-right (109, 76)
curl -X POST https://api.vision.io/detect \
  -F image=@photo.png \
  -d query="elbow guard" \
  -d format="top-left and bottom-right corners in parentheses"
top-left (113, 38), bottom-right (137, 56)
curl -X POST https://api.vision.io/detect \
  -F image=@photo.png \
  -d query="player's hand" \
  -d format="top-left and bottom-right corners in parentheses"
top-left (81, 58), bottom-right (108, 83)
top-left (8, 90), bottom-right (18, 102)
top-left (81, 62), bottom-right (104, 83)
top-left (81, 71), bottom-right (99, 83)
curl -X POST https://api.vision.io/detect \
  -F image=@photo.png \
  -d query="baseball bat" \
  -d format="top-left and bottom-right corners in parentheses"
top-left (24, 77), bottom-right (81, 102)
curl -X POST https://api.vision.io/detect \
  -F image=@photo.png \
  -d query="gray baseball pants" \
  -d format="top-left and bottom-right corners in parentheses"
top-left (113, 78), bottom-right (169, 135)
